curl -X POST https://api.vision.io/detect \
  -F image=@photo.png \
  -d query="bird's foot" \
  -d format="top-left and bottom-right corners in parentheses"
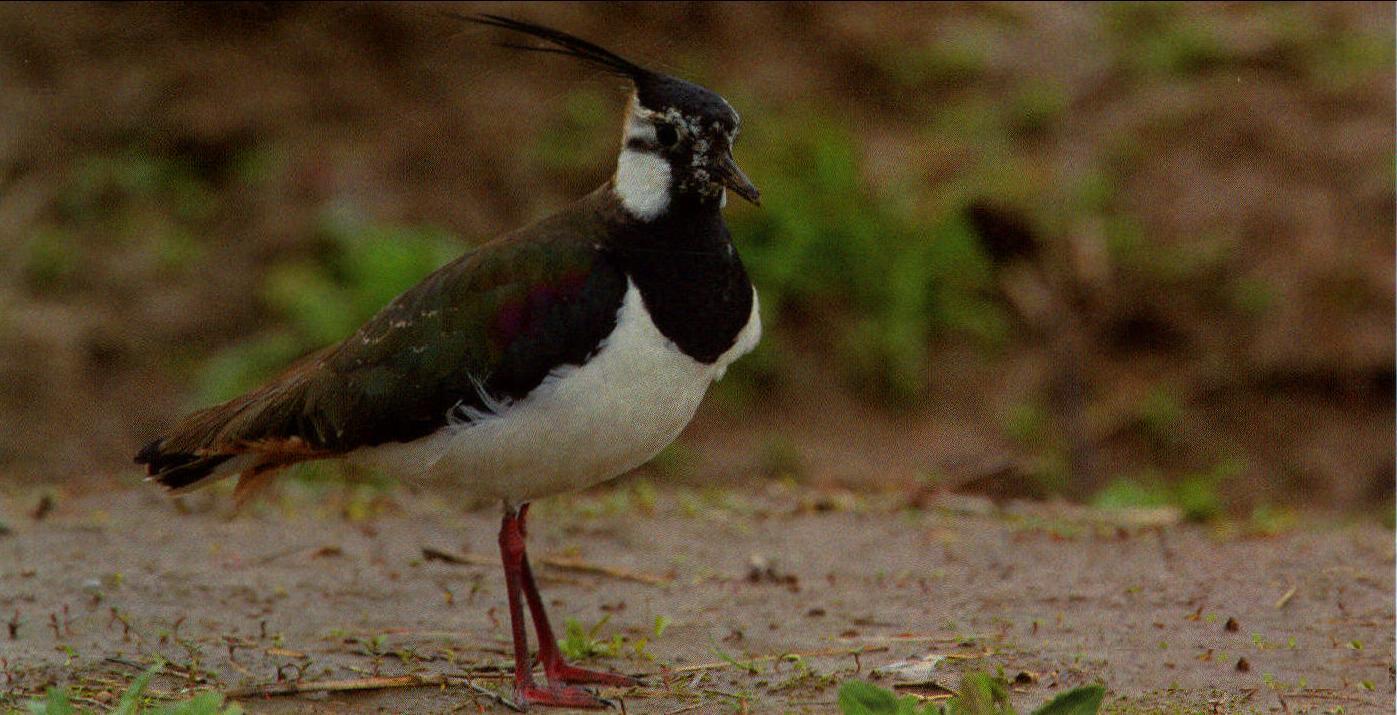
top-left (516, 683), bottom-right (614, 710)
top-left (545, 662), bottom-right (640, 687)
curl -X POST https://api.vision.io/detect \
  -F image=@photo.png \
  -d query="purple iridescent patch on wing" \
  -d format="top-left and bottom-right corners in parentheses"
top-left (490, 269), bottom-right (591, 351)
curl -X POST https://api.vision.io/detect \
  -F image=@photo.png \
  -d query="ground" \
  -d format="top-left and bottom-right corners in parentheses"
top-left (2, 481), bottom-right (1392, 713)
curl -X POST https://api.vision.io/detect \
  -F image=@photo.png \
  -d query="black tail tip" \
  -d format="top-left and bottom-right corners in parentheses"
top-left (148, 454), bottom-right (234, 491)
top-left (134, 438), bottom-right (164, 467)
top-left (135, 437), bottom-right (233, 491)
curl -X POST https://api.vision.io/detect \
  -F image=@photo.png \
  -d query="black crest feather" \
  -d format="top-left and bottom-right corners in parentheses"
top-left (457, 13), bottom-right (655, 82)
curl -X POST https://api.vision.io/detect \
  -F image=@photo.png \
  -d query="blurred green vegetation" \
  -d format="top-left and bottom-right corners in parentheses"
top-left (193, 209), bottom-right (460, 406)
top-left (1103, 3), bottom-right (1234, 77)
top-left (730, 108), bottom-right (1008, 404)
top-left (838, 673), bottom-right (1104, 715)
top-left (1092, 457), bottom-right (1241, 523)
top-left (25, 660), bottom-right (243, 715)
top-left (5, 3), bottom-right (1390, 515)
top-left (24, 150), bottom-right (215, 295)
top-left (999, 401), bottom-right (1072, 497)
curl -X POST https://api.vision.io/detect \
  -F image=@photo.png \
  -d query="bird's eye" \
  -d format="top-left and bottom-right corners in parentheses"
top-left (655, 123), bottom-right (679, 148)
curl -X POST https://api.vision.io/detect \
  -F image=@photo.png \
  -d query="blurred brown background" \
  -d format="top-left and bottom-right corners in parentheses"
top-left (0, 2), bottom-right (1391, 518)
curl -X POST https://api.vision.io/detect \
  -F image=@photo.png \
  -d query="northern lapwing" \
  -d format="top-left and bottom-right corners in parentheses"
top-left (136, 14), bottom-right (762, 710)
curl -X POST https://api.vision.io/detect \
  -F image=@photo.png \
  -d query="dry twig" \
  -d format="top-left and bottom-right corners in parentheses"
top-left (225, 673), bottom-right (520, 711)
top-left (666, 645), bottom-right (888, 674)
top-left (539, 554), bottom-right (672, 585)
top-left (421, 547), bottom-right (495, 567)
top-left (422, 546), bottom-right (672, 585)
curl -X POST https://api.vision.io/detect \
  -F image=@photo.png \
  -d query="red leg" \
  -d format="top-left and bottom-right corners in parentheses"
top-left (517, 504), bottom-right (639, 688)
top-left (498, 506), bottom-right (610, 709)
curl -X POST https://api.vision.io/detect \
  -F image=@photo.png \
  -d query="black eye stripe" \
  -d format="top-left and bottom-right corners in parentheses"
top-left (656, 123), bottom-right (679, 147)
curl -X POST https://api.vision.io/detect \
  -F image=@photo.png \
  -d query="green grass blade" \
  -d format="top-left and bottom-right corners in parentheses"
top-left (113, 661), bottom-right (164, 715)
top-left (950, 672), bottom-right (1014, 714)
top-left (26, 687), bottom-right (77, 715)
top-left (837, 680), bottom-right (901, 714)
top-left (1029, 684), bottom-right (1105, 715)
top-left (147, 690), bottom-right (243, 715)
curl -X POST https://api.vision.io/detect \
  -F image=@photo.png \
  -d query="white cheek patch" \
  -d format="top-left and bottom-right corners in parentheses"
top-left (625, 115), bottom-right (657, 144)
top-left (615, 148), bottom-right (671, 221)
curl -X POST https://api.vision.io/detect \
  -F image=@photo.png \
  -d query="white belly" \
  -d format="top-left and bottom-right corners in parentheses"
top-left (351, 280), bottom-right (760, 503)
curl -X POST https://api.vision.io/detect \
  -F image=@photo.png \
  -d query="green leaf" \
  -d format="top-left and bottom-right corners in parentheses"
top-left (558, 617), bottom-right (592, 661)
top-left (26, 688), bottom-right (76, 715)
top-left (147, 690), bottom-right (245, 715)
top-left (947, 672), bottom-right (1013, 715)
top-left (558, 615), bottom-right (621, 661)
top-left (653, 614), bottom-right (672, 638)
top-left (1030, 685), bottom-right (1105, 715)
top-left (838, 680), bottom-right (901, 715)
top-left (113, 661), bottom-right (164, 715)
top-left (708, 642), bottom-right (760, 675)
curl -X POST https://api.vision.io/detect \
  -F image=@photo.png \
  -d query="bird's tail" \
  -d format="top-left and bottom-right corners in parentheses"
top-left (134, 438), bottom-right (244, 493)
top-left (135, 350), bottom-right (334, 499)
top-left (135, 424), bottom-right (308, 504)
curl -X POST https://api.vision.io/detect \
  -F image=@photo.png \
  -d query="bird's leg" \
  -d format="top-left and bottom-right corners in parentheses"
top-left (498, 506), bottom-right (609, 709)
top-left (516, 503), bottom-right (640, 688)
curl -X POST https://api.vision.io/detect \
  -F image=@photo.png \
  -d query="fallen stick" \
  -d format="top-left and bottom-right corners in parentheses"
top-left (103, 656), bottom-right (148, 672)
top-left (225, 673), bottom-right (442, 697)
top-left (666, 645), bottom-right (888, 674)
top-left (1284, 690), bottom-right (1376, 704)
top-left (251, 545), bottom-right (320, 566)
top-left (422, 546), bottom-right (672, 585)
top-left (662, 702), bottom-right (707, 715)
top-left (891, 680), bottom-right (954, 695)
top-left (836, 633), bottom-right (985, 644)
top-left (538, 554), bottom-right (673, 585)
top-left (421, 547), bottom-right (495, 567)
top-left (265, 647), bottom-right (307, 658)
top-left (224, 673), bottom-right (521, 711)
top-left (944, 650), bottom-right (995, 660)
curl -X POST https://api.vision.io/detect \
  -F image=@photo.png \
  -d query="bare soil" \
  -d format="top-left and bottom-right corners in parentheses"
top-left (2, 482), bottom-right (1392, 713)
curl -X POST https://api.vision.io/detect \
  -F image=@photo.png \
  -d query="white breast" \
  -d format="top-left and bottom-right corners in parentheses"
top-left (351, 280), bottom-right (760, 503)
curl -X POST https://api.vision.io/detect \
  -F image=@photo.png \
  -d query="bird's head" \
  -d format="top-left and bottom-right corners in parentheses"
top-left (467, 14), bottom-right (759, 221)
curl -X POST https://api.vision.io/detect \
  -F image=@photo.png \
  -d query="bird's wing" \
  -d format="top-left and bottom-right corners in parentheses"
top-left (137, 205), bottom-right (628, 490)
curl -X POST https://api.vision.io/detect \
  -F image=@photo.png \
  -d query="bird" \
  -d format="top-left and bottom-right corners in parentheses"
top-left (135, 14), bottom-right (762, 710)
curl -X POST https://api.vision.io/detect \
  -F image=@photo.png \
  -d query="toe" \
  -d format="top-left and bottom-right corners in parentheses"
top-left (518, 684), bottom-right (612, 710)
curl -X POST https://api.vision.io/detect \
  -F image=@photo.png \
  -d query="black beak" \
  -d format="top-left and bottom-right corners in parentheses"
top-left (714, 151), bottom-right (761, 206)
